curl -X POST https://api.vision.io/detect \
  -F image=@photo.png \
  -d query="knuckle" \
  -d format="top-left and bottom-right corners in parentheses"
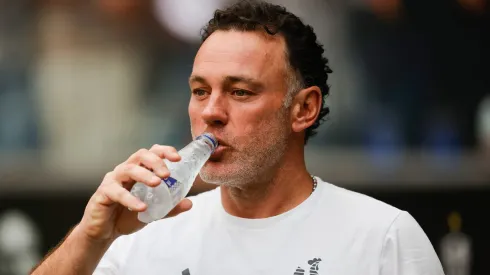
top-left (145, 152), bottom-right (159, 162)
top-left (92, 188), bottom-right (109, 205)
top-left (113, 163), bottom-right (131, 179)
top-left (93, 191), bottom-right (106, 204)
top-left (113, 163), bottom-right (125, 173)
top-left (123, 163), bottom-right (136, 172)
top-left (114, 187), bottom-right (127, 200)
top-left (100, 172), bottom-right (115, 186)
top-left (97, 184), bottom-right (109, 194)
top-left (121, 164), bottom-right (139, 179)
top-left (150, 144), bottom-right (161, 150)
top-left (103, 171), bottom-right (114, 181)
top-left (100, 184), bottom-right (118, 198)
top-left (128, 148), bottom-right (148, 162)
top-left (115, 163), bottom-right (134, 176)
top-left (163, 145), bottom-right (176, 152)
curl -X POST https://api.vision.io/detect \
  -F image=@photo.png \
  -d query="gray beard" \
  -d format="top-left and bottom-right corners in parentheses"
top-left (197, 109), bottom-right (290, 188)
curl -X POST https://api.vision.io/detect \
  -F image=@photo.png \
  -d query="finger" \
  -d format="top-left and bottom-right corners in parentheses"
top-left (126, 148), bottom-right (150, 164)
top-left (114, 164), bottom-right (161, 187)
top-left (138, 151), bottom-right (170, 179)
top-left (165, 198), bottom-right (193, 218)
top-left (149, 144), bottom-right (181, 162)
top-left (100, 184), bottom-right (147, 211)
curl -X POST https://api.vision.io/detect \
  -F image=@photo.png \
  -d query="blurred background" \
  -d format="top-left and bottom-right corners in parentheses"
top-left (0, 0), bottom-right (489, 274)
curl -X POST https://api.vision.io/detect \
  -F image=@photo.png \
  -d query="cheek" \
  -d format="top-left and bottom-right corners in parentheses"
top-left (234, 109), bottom-right (276, 135)
top-left (188, 104), bottom-right (202, 129)
top-left (188, 101), bottom-right (197, 116)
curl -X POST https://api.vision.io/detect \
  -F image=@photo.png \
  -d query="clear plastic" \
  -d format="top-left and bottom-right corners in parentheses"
top-left (130, 133), bottom-right (218, 223)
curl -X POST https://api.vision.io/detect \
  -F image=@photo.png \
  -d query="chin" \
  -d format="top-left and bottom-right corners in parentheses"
top-left (199, 162), bottom-right (244, 186)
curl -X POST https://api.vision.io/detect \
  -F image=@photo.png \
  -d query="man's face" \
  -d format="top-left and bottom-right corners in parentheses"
top-left (188, 30), bottom-right (292, 186)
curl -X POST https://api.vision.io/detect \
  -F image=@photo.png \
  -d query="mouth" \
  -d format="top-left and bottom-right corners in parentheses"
top-left (199, 133), bottom-right (230, 160)
top-left (210, 144), bottom-right (229, 160)
top-left (213, 137), bottom-right (228, 147)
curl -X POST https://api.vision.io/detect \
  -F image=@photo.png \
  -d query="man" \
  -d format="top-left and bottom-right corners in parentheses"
top-left (31, 1), bottom-right (445, 274)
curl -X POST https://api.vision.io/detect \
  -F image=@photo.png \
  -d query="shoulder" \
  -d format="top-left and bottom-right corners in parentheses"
top-left (317, 178), bottom-right (402, 228)
top-left (383, 211), bottom-right (432, 247)
top-left (315, 179), bottom-right (443, 273)
top-left (318, 180), bottom-right (429, 241)
top-left (380, 212), bottom-right (444, 273)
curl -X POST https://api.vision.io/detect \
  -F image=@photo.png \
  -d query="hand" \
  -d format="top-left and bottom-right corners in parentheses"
top-left (77, 145), bottom-right (193, 243)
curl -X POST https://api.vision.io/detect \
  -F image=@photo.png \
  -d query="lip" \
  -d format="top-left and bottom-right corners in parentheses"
top-left (210, 145), bottom-right (228, 159)
top-left (214, 137), bottom-right (228, 147)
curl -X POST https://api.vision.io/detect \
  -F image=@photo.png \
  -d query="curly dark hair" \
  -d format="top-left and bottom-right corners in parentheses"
top-left (200, 0), bottom-right (333, 144)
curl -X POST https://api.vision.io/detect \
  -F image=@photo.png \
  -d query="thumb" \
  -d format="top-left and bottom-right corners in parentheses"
top-left (165, 198), bottom-right (193, 218)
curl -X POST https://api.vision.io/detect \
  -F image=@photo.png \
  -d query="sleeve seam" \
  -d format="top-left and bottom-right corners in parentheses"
top-left (378, 210), bottom-right (405, 271)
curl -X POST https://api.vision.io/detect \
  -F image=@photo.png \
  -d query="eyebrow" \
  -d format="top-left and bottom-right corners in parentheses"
top-left (189, 75), bottom-right (208, 85)
top-left (189, 75), bottom-right (264, 91)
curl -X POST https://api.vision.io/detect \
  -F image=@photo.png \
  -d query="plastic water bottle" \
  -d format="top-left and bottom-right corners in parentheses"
top-left (130, 133), bottom-right (218, 223)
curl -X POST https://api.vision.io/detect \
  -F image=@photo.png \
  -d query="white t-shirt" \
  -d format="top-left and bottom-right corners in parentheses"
top-left (94, 178), bottom-right (444, 275)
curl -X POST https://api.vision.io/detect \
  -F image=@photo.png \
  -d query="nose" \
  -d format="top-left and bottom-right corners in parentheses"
top-left (201, 92), bottom-right (228, 126)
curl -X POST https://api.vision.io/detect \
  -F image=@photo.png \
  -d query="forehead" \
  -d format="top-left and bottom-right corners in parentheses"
top-left (192, 30), bottom-right (288, 81)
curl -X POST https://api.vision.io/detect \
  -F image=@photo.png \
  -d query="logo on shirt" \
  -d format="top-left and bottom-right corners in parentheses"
top-left (181, 258), bottom-right (322, 275)
top-left (294, 258), bottom-right (322, 275)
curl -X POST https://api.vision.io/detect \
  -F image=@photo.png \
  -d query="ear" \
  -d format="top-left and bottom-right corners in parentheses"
top-left (290, 86), bottom-right (322, 133)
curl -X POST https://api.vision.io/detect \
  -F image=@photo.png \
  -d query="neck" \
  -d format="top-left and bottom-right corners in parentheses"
top-left (220, 142), bottom-right (313, 219)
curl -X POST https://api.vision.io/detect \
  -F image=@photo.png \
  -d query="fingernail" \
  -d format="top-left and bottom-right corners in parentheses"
top-left (156, 167), bottom-right (167, 176)
top-left (152, 176), bottom-right (161, 183)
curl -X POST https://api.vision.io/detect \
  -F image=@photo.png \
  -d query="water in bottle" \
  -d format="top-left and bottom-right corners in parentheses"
top-left (130, 133), bottom-right (218, 223)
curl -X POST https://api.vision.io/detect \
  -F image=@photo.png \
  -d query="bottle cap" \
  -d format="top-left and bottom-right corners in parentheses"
top-left (197, 133), bottom-right (218, 152)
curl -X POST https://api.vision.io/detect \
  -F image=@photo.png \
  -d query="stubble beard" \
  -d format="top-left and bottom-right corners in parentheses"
top-left (197, 108), bottom-right (291, 188)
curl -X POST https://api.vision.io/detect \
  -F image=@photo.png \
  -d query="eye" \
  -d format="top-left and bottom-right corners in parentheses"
top-left (192, 89), bottom-right (208, 97)
top-left (231, 89), bottom-right (252, 97)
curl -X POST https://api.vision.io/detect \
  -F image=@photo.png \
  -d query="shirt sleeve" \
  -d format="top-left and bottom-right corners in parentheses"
top-left (92, 234), bottom-right (134, 275)
top-left (380, 211), bottom-right (445, 275)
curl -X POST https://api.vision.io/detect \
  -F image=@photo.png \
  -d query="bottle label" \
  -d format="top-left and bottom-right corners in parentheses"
top-left (163, 177), bottom-right (178, 188)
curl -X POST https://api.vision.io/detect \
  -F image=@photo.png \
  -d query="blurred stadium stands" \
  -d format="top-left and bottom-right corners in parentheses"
top-left (0, 0), bottom-right (489, 274)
